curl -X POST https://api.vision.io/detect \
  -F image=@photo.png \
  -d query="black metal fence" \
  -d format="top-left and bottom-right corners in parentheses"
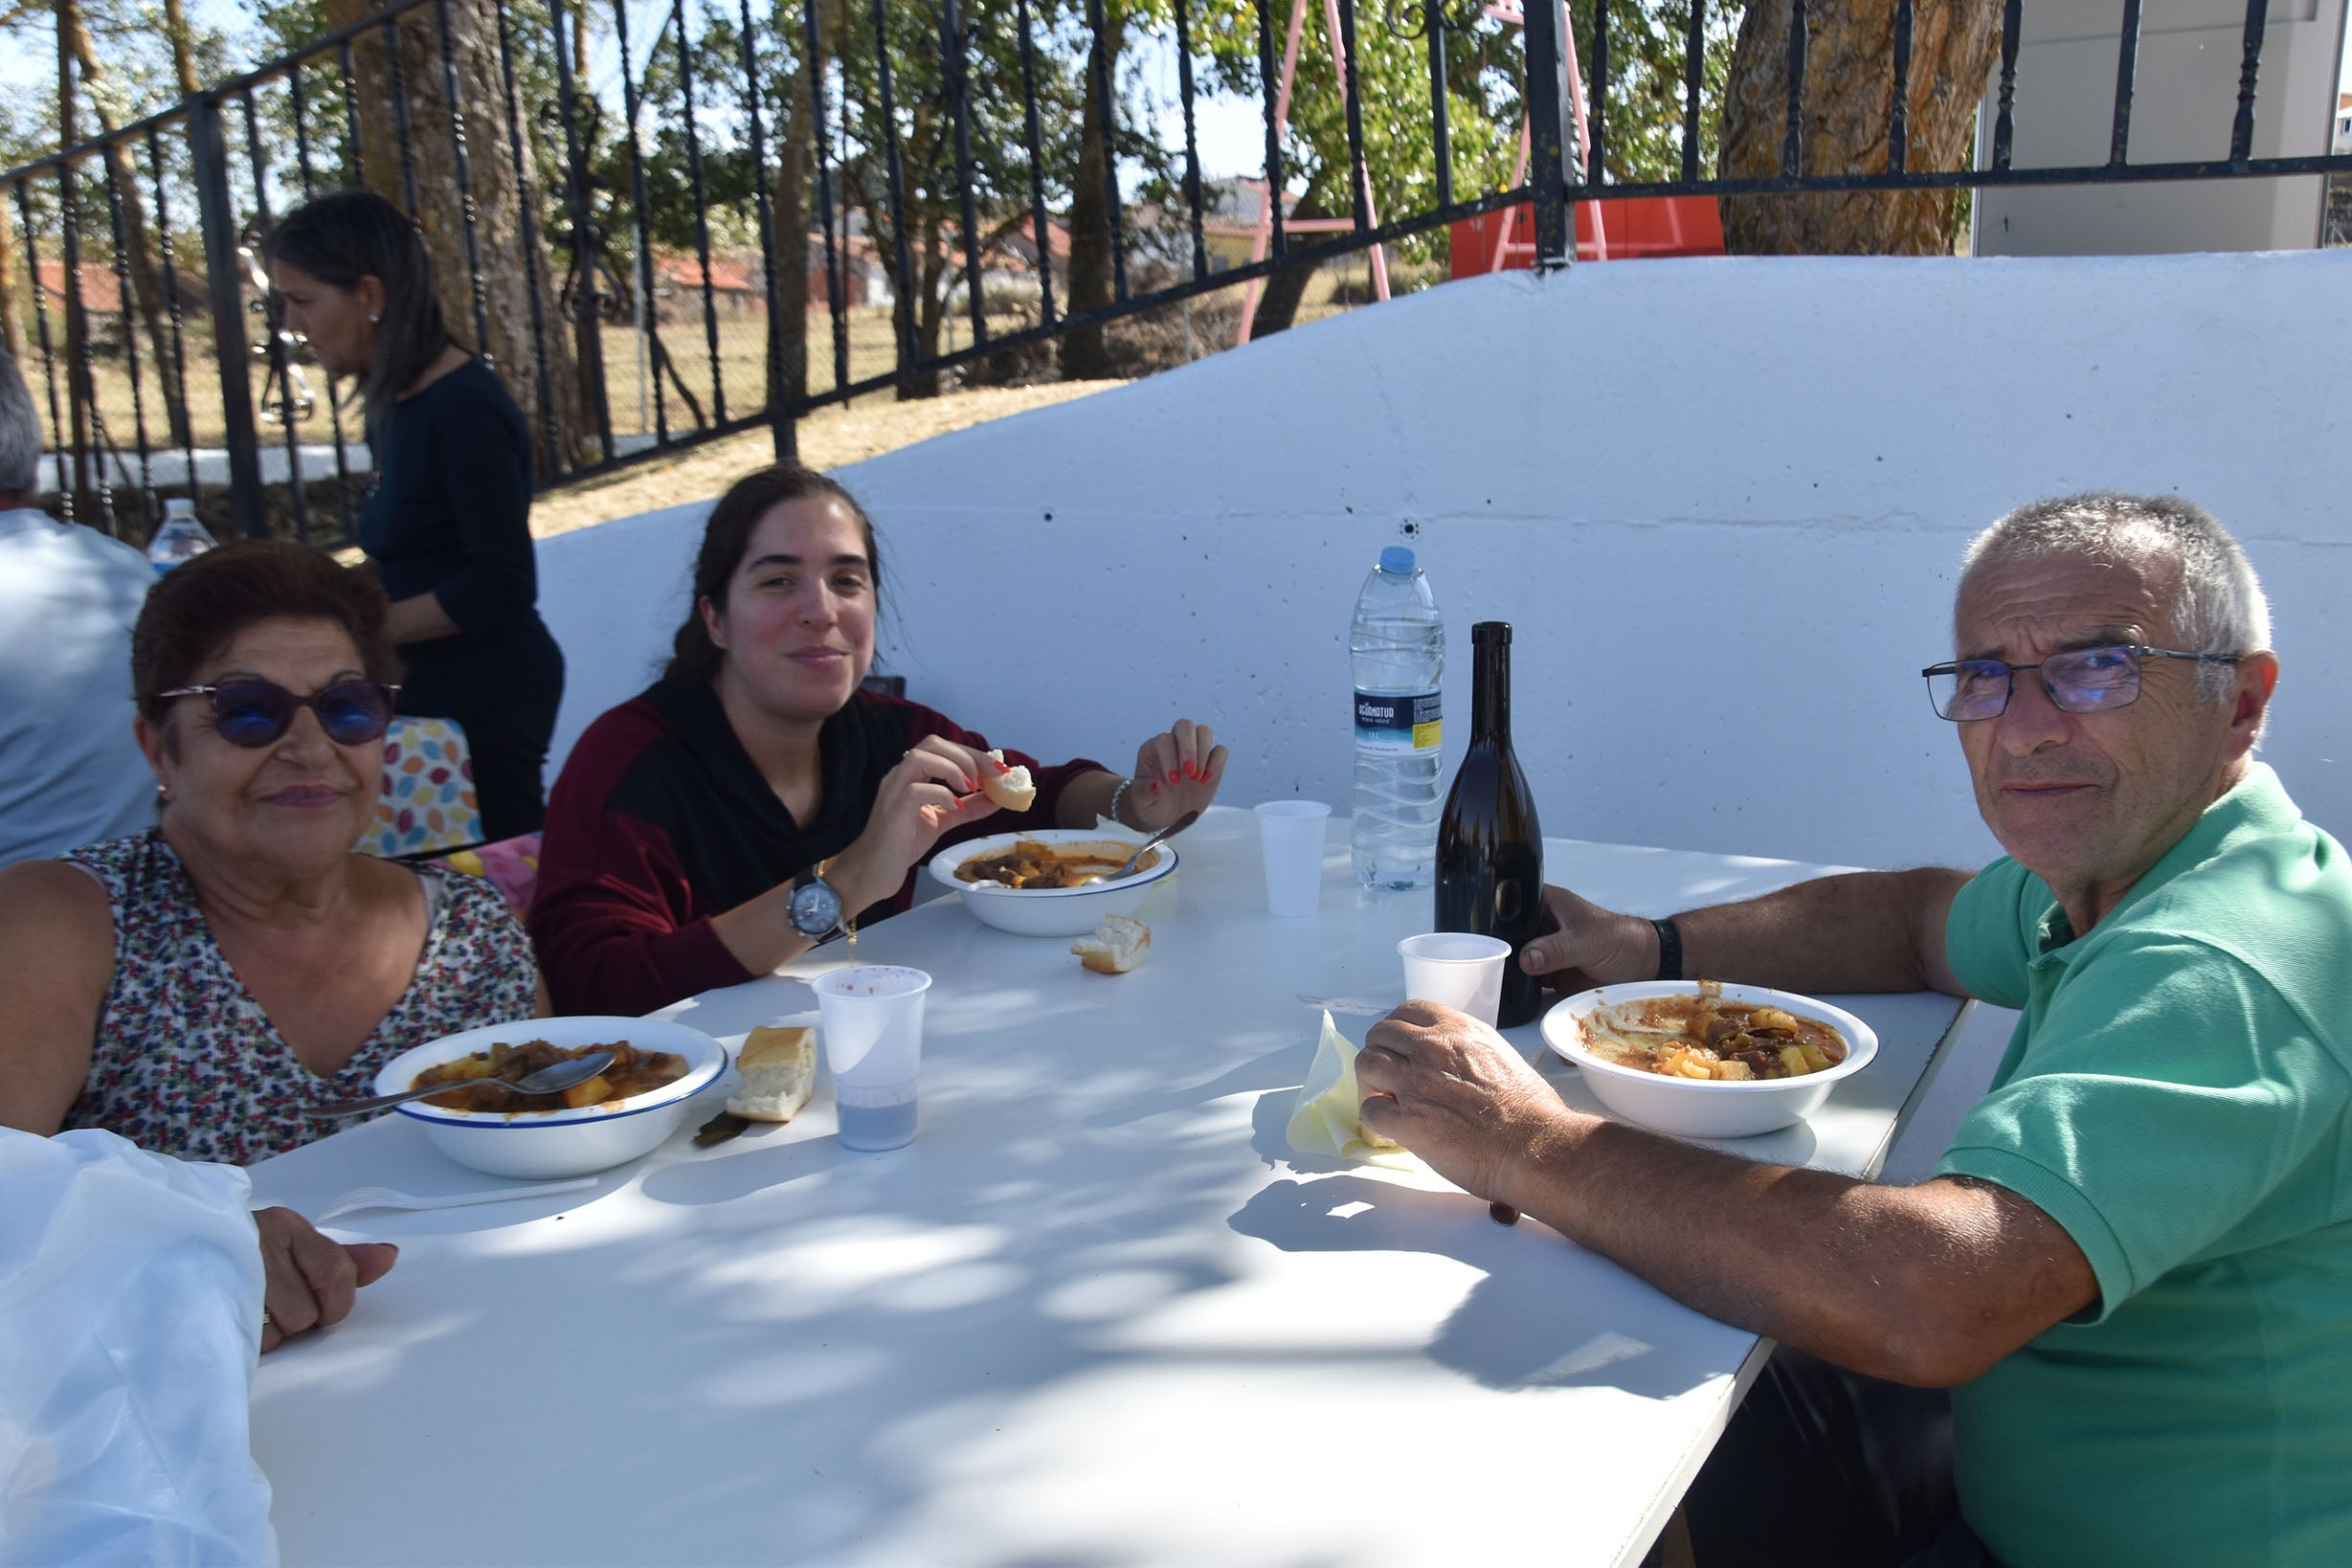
top-left (5, 0), bottom-right (2346, 551)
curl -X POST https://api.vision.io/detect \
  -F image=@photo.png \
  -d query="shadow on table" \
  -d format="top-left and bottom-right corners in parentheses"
top-left (1231, 1093), bottom-right (1718, 1401)
top-left (664, 976), bottom-right (821, 1038)
top-left (1075, 1036), bottom-right (1320, 1134)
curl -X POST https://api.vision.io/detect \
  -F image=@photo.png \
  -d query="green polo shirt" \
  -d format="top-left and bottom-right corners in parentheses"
top-left (1934, 764), bottom-right (2352, 1567)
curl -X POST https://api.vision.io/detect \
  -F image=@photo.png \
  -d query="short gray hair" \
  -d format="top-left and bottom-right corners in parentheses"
top-left (1960, 491), bottom-right (2271, 702)
top-left (0, 348), bottom-right (42, 496)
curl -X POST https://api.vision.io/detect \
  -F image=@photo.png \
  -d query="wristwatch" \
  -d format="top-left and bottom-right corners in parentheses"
top-left (788, 865), bottom-right (845, 940)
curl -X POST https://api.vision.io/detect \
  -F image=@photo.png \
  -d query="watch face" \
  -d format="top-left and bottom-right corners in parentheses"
top-left (791, 877), bottom-right (842, 936)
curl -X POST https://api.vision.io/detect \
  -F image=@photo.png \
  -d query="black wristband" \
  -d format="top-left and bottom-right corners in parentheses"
top-left (1651, 916), bottom-right (1684, 982)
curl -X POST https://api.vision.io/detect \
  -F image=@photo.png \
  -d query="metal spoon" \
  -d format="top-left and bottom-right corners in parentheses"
top-left (303, 1051), bottom-right (617, 1117)
top-left (1083, 809), bottom-right (1202, 885)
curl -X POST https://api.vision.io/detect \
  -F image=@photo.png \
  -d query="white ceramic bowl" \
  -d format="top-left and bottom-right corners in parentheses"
top-left (374, 1015), bottom-right (728, 1178)
top-left (1540, 982), bottom-right (1878, 1139)
top-left (927, 829), bottom-right (1177, 937)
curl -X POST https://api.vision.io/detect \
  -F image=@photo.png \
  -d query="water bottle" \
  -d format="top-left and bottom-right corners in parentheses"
top-left (1350, 545), bottom-right (1445, 889)
top-left (146, 498), bottom-right (217, 576)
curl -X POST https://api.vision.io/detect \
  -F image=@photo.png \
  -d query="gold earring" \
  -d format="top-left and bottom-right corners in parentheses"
top-left (155, 783), bottom-right (170, 807)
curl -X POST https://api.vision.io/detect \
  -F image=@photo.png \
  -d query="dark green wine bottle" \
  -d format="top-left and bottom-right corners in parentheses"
top-left (1435, 621), bottom-right (1544, 1027)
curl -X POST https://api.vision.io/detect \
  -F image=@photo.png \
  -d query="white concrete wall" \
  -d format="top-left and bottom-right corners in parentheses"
top-left (540, 249), bottom-right (2352, 878)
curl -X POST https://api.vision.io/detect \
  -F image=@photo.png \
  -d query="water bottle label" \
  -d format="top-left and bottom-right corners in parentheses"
top-left (1354, 690), bottom-right (1441, 754)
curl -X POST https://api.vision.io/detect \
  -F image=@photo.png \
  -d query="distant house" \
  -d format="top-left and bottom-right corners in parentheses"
top-left (638, 237), bottom-right (898, 321)
top-left (2335, 92), bottom-right (2351, 156)
top-left (808, 232), bottom-right (890, 310)
top-left (34, 258), bottom-right (126, 316)
top-left (646, 250), bottom-right (767, 323)
top-left (33, 258), bottom-right (211, 318)
top-left (1198, 178), bottom-right (1277, 272)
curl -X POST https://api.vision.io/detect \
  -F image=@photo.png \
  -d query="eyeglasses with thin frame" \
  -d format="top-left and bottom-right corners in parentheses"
top-left (1921, 645), bottom-right (2240, 722)
top-left (151, 679), bottom-right (401, 749)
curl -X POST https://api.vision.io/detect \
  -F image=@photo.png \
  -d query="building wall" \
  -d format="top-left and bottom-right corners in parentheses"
top-left (1973, 0), bottom-right (2349, 255)
top-left (538, 250), bottom-right (2352, 877)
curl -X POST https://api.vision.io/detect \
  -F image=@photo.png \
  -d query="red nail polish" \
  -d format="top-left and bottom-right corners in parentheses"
top-left (964, 777), bottom-right (977, 793)
top-left (1149, 780), bottom-right (1162, 794)
top-left (1183, 763), bottom-right (1199, 780)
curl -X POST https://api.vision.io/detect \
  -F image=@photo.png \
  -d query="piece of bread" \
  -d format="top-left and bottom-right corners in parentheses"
top-left (727, 1024), bottom-right (817, 1122)
top-left (980, 749), bottom-right (1037, 812)
top-left (1070, 914), bottom-right (1151, 974)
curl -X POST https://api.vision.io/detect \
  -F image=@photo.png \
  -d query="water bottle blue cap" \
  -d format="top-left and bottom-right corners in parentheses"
top-left (1378, 546), bottom-right (1416, 574)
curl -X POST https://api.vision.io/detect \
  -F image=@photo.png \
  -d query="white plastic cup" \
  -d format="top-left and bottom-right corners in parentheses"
top-left (1398, 932), bottom-right (1512, 1028)
top-left (1254, 799), bottom-right (1333, 917)
top-left (813, 965), bottom-right (933, 1151)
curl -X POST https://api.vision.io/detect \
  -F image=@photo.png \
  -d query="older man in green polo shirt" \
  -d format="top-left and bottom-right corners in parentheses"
top-left (1355, 492), bottom-right (2350, 1566)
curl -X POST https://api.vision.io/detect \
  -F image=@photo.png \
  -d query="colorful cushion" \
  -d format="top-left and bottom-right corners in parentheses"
top-left (437, 833), bottom-right (542, 917)
top-left (358, 717), bottom-right (483, 860)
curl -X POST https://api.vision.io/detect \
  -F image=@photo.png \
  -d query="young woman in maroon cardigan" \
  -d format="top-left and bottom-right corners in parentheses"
top-left (530, 463), bottom-right (1227, 1015)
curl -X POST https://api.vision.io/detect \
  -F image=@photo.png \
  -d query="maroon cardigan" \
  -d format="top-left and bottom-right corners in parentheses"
top-left (531, 678), bottom-right (1104, 1015)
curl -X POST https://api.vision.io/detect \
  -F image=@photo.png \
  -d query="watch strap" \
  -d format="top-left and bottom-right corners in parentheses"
top-left (1651, 916), bottom-right (1685, 983)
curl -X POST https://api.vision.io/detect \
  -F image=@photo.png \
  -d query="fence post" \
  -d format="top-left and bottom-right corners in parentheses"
top-left (1521, 0), bottom-right (1574, 270)
top-left (187, 96), bottom-right (265, 539)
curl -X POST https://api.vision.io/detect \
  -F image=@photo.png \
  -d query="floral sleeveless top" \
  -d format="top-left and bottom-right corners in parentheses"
top-left (59, 832), bottom-right (541, 1165)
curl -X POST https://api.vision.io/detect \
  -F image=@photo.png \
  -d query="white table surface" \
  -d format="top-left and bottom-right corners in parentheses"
top-left (246, 807), bottom-right (1970, 1567)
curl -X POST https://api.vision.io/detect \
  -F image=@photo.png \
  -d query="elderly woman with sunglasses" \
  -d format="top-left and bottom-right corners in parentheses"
top-left (0, 541), bottom-right (544, 1168)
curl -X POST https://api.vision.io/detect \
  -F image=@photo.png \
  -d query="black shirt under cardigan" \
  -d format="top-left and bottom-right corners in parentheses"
top-left (360, 357), bottom-right (563, 715)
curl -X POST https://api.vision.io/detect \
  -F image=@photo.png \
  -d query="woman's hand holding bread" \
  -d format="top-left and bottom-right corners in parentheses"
top-left (824, 735), bottom-right (1003, 911)
top-left (1126, 719), bottom-right (1227, 831)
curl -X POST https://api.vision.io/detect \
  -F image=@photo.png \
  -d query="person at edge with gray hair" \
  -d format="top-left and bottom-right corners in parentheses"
top-left (1355, 493), bottom-right (2349, 1566)
top-left (0, 348), bottom-right (158, 865)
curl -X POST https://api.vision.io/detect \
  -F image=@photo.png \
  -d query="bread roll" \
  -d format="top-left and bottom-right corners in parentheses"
top-left (1070, 914), bottom-right (1150, 974)
top-left (980, 750), bottom-right (1037, 812)
top-left (727, 1024), bottom-right (817, 1121)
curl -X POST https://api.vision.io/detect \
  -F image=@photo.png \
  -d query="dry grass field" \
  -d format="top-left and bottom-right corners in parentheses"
top-left (526, 379), bottom-right (1127, 537)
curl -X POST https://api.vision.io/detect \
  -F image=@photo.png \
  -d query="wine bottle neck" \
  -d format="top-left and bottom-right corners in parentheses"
top-left (1472, 641), bottom-right (1512, 743)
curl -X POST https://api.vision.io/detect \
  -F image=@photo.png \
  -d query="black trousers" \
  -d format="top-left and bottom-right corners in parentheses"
top-left (432, 685), bottom-right (561, 844)
top-left (1681, 1348), bottom-right (2000, 1568)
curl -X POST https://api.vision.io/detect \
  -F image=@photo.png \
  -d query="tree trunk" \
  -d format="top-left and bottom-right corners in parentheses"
top-left (60, 2), bottom-right (193, 447)
top-left (0, 193), bottom-right (23, 369)
top-left (1060, 7), bottom-right (1125, 380)
top-left (162, 0), bottom-right (203, 96)
top-left (905, 217), bottom-right (946, 398)
top-left (54, 1), bottom-right (97, 516)
top-left (1245, 172), bottom-right (1338, 340)
top-left (769, 0), bottom-right (831, 439)
top-left (328, 0), bottom-right (589, 476)
top-left (1718, 0), bottom-right (2004, 254)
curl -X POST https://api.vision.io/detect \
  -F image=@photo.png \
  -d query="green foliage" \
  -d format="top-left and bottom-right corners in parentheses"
top-left (1568, 0), bottom-right (1744, 184)
top-left (1186, 2), bottom-right (1521, 265)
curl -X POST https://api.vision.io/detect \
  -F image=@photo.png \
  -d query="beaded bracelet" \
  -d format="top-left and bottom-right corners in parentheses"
top-left (1109, 776), bottom-right (1135, 829)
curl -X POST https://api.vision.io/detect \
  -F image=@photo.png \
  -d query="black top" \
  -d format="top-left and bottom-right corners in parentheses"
top-left (360, 356), bottom-right (562, 714)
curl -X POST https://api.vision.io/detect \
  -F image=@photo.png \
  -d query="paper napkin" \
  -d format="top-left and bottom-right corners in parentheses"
top-left (1286, 1011), bottom-right (1422, 1171)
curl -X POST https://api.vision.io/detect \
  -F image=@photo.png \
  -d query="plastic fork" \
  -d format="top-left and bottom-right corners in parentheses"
top-left (310, 1176), bottom-right (596, 1222)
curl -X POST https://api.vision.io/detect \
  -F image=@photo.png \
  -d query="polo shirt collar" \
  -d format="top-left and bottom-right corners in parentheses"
top-left (2030, 762), bottom-right (2295, 961)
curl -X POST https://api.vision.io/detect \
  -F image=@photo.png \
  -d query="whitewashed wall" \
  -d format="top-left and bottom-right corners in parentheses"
top-left (539, 249), bottom-right (2352, 875)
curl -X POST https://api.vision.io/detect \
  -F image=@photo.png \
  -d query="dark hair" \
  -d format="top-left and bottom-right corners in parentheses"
top-left (133, 541), bottom-right (401, 727)
top-left (263, 188), bottom-right (454, 426)
top-left (666, 463), bottom-right (885, 684)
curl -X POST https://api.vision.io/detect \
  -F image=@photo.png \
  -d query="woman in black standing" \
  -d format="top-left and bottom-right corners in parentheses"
top-left (266, 189), bottom-right (564, 841)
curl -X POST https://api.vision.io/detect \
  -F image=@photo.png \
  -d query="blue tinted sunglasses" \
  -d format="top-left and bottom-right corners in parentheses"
top-left (154, 680), bottom-right (401, 748)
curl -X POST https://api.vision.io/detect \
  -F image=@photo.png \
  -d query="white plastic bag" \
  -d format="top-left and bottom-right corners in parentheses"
top-left (0, 1128), bottom-right (277, 1566)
